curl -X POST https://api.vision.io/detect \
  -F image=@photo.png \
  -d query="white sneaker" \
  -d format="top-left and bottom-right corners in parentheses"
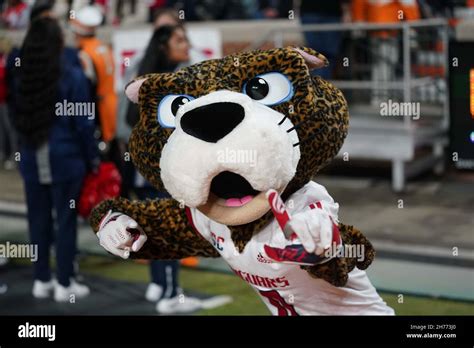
top-left (156, 294), bottom-right (202, 314)
top-left (32, 279), bottom-right (56, 299)
top-left (145, 283), bottom-right (163, 302)
top-left (54, 279), bottom-right (90, 302)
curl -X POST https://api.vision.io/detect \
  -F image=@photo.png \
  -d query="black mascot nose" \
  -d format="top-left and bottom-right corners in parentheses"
top-left (180, 102), bottom-right (245, 143)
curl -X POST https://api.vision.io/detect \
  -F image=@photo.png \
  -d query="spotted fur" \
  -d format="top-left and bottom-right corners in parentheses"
top-left (90, 198), bottom-right (219, 259)
top-left (90, 46), bottom-right (375, 286)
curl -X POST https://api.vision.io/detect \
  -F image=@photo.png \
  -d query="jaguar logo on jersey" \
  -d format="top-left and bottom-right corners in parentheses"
top-left (232, 268), bottom-right (290, 289)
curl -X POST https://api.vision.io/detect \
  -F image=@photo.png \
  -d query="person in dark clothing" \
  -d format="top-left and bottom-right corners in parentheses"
top-left (120, 24), bottom-right (205, 314)
top-left (29, 0), bottom-right (55, 20)
top-left (300, 0), bottom-right (350, 79)
top-left (257, 0), bottom-right (293, 19)
top-left (9, 17), bottom-right (99, 301)
top-left (3, 0), bottom-right (64, 169)
top-left (0, 37), bottom-right (18, 170)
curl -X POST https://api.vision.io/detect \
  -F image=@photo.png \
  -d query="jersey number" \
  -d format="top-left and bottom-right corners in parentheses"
top-left (259, 290), bottom-right (298, 316)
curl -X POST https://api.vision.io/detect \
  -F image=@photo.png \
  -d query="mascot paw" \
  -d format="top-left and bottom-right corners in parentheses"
top-left (302, 223), bottom-right (375, 287)
top-left (97, 210), bottom-right (147, 259)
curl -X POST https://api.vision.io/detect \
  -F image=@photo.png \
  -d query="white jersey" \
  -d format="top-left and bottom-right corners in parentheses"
top-left (188, 181), bottom-right (395, 315)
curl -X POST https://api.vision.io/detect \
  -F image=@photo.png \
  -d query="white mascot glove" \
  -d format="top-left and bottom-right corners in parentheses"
top-left (286, 208), bottom-right (334, 255)
top-left (97, 210), bottom-right (147, 259)
top-left (265, 190), bottom-right (341, 265)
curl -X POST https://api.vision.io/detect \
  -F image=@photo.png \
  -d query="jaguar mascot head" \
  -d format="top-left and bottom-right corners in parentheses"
top-left (125, 47), bottom-right (348, 227)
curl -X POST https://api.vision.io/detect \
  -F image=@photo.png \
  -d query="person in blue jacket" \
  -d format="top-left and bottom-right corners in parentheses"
top-left (9, 16), bottom-right (99, 302)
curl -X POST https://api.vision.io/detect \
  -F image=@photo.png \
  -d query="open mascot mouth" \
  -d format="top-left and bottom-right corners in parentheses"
top-left (210, 171), bottom-right (260, 207)
top-left (199, 173), bottom-right (273, 226)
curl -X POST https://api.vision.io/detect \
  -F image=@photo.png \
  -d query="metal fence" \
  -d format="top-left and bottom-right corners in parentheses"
top-left (251, 19), bottom-right (450, 191)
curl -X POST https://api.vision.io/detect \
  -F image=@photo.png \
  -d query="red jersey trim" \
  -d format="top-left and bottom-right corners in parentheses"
top-left (185, 207), bottom-right (208, 241)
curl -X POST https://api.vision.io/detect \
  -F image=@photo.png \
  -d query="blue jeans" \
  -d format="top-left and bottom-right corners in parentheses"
top-left (24, 179), bottom-right (83, 287)
top-left (135, 186), bottom-right (178, 299)
top-left (150, 260), bottom-right (179, 299)
top-left (300, 14), bottom-right (342, 79)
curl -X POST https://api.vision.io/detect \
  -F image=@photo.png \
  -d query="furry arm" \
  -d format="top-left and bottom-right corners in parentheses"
top-left (90, 198), bottom-right (220, 259)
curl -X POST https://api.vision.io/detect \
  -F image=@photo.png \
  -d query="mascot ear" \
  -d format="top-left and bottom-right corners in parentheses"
top-left (125, 77), bottom-right (148, 104)
top-left (293, 47), bottom-right (329, 70)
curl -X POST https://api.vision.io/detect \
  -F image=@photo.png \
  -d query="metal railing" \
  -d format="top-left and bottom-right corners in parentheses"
top-left (249, 18), bottom-right (450, 130)
top-left (249, 19), bottom-right (450, 191)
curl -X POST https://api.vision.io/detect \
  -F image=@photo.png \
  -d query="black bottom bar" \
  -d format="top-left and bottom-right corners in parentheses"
top-left (0, 315), bottom-right (472, 346)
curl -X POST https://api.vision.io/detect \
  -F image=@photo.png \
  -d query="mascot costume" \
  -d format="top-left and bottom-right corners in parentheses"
top-left (90, 47), bottom-right (394, 315)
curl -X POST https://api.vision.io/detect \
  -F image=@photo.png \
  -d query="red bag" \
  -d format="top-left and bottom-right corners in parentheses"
top-left (78, 162), bottom-right (121, 218)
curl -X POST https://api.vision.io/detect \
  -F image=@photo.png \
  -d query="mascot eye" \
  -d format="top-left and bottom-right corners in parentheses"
top-left (245, 77), bottom-right (269, 100)
top-left (157, 94), bottom-right (194, 128)
top-left (243, 72), bottom-right (293, 106)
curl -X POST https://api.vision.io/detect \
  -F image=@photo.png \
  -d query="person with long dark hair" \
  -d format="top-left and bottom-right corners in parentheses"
top-left (10, 17), bottom-right (98, 301)
top-left (117, 23), bottom-right (204, 314)
top-left (123, 24), bottom-right (189, 128)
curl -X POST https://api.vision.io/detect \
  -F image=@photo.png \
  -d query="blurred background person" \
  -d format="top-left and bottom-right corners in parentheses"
top-left (300, 0), bottom-right (350, 79)
top-left (1, 0), bottom-right (30, 29)
top-left (29, 0), bottom-right (55, 20)
top-left (0, 39), bottom-right (7, 165)
top-left (352, 0), bottom-right (421, 104)
top-left (153, 6), bottom-right (181, 27)
top-left (9, 16), bottom-right (99, 301)
top-left (5, 0), bottom-right (79, 171)
top-left (89, 0), bottom-right (109, 25)
top-left (166, 0), bottom-right (260, 21)
top-left (70, 4), bottom-right (118, 153)
top-left (0, 36), bottom-right (18, 170)
top-left (147, 0), bottom-right (168, 23)
top-left (113, 0), bottom-right (136, 25)
top-left (118, 18), bottom-right (207, 314)
top-left (117, 8), bottom-right (184, 200)
top-left (257, 0), bottom-right (294, 19)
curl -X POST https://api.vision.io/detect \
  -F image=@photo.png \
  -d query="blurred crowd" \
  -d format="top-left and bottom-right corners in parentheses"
top-left (0, 0), bottom-right (295, 28)
top-left (0, 0), bottom-right (214, 313)
top-left (0, 0), bottom-right (472, 313)
top-left (1, 0), bottom-right (472, 29)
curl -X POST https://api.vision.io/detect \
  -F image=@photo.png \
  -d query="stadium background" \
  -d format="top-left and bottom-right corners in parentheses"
top-left (0, 0), bottom-right (473, 315)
